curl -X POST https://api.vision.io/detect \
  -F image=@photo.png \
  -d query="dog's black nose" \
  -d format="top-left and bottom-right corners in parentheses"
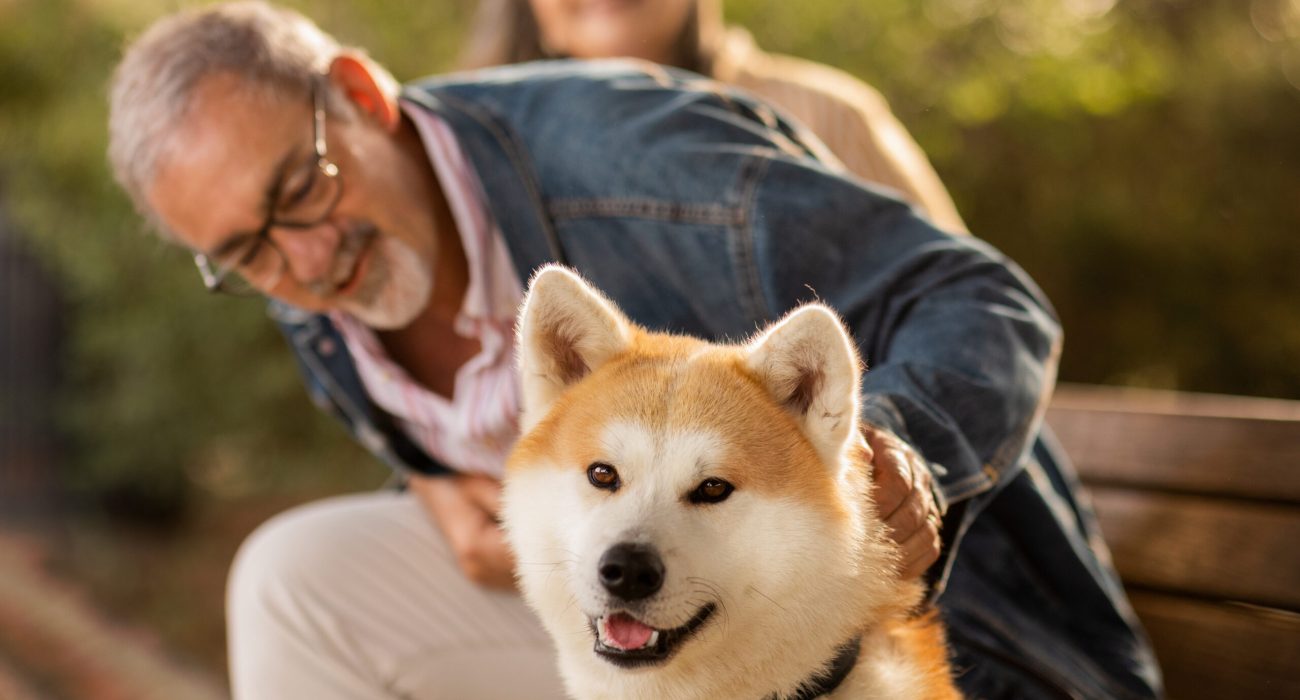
top-left (598, 543), bottom-right (664, 600)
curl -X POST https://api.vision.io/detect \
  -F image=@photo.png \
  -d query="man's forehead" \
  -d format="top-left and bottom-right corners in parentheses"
top-left (168, 75), bottom-right (281, 153)
top-left (147, 75), bottom-right (303, 249)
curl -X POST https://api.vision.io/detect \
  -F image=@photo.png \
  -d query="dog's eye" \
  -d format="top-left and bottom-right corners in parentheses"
top-left (587, 462), bottom-right (621, 491)
top-left (688, 478), bottom-right (734, 504)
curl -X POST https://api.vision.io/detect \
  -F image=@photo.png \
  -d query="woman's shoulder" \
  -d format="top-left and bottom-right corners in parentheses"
top-left (711, 28), bottom-right (891, 128)
top-left (708, 28), bottom-right (968, 233)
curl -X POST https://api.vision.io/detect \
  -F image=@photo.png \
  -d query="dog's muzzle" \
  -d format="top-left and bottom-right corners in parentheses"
top-left (589, 541), bottom-right (716, 667)
top-left (590, 604), bottom-right (717, 668)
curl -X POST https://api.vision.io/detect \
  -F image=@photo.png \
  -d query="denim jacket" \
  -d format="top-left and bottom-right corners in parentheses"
top-left (270, 60), bottom-right (1160, 699)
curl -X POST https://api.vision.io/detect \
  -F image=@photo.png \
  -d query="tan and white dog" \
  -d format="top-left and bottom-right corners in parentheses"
top-left (503, 266), bottom-right (958, 700)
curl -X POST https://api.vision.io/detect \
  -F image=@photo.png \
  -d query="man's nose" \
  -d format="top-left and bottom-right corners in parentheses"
top-left (271, 222), bottom-right (340, 286)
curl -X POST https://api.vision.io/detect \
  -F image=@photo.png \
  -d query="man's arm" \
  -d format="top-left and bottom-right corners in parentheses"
top-left (751, 161), bottom-right (1060, 503)
top-left (747, 159), bottom-right (1061, 592)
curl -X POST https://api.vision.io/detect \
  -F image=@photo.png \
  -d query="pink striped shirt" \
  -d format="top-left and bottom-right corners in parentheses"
top-left (331, 104), bottom-right (523, 479)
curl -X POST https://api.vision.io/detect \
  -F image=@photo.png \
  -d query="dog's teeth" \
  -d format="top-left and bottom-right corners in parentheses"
top-left (648, 630), bottom-right (660, 647)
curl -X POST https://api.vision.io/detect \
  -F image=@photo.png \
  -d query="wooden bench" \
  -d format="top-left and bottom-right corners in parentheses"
top-left (1047, 384), bottom-right (1300, 700)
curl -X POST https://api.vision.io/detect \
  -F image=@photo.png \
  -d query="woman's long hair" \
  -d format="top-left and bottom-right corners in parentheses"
top-left (456, 0), bottom-right (724, 74)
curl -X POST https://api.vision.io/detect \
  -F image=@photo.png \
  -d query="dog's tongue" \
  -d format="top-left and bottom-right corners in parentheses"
top-left (605, 613), bottom-right (655, 650)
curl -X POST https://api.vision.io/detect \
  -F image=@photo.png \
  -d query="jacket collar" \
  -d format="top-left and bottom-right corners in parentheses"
top-left (399, 83), bottom-right (567, 276)
top-left (267, 301), bottom-right (453, 476)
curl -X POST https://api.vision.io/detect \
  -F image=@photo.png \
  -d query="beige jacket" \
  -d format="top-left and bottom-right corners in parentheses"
top-left (712, 29), bottom-right (966, 233)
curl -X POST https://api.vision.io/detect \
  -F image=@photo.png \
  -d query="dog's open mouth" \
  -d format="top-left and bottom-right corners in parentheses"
top-left (589, 603), bottom-right (716, 668)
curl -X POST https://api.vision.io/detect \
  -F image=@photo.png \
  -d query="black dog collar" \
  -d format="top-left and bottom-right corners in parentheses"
top-left (767, 636), bottom-right (862, 700)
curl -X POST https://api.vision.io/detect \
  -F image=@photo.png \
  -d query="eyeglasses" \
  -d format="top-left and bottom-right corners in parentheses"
top-left (193, 79), bottom-right (344, 296)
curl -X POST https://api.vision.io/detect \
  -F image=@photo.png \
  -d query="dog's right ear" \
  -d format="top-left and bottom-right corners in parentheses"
top-left (516, 265), bottom-right (633, 431)
top-left (744, 304), bottom-right (862, 467)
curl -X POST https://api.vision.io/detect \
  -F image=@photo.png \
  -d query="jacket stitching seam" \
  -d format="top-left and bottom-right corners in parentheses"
top-left (732, 155), bottom-right (772, 322)
top-left (941, 472), bottom-right (995, 503)
top-left (548, 198), bottom-right (743, 226)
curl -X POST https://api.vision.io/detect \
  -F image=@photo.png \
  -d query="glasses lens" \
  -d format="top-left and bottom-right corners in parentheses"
top-left (201, 241), bottom-right (283, 296)
top-left (275, 159), bottom-right (341, 227)
top-left (217, 270), bottom-right (261, 296)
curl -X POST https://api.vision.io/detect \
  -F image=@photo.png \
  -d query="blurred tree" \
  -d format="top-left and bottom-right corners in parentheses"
top-left (0, 0), bottom-right (419, 517)
top-left (730, 0), bottom-right (1300, 397)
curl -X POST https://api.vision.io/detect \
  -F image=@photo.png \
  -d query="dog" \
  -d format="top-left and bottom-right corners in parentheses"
top-left (503, 266), bottom-right (958, 699)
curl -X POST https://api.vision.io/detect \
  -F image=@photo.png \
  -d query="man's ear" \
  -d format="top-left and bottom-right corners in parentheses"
top-left (744, 304), bottom-right (863, 466)
top-left (515, 265), bottom-right (633, 432)
top-left (327, 53), bottom-right (401, 132)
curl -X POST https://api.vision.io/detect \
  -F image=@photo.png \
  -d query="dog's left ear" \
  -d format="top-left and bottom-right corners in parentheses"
top-left (516, 265), bottom-right (634, 431)
top-left (745, 304), bottom-right (862, 465)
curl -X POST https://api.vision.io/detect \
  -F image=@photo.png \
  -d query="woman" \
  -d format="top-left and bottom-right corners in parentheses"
top-left (458, 0), bottom-right (967, 233)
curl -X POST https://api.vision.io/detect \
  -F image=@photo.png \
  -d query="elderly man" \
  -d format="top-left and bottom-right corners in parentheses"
top-left (108, 2), bottom-right (1160, 699)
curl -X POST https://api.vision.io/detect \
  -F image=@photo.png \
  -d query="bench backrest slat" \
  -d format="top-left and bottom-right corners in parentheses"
top-left (1049, 388), bottom-right (1300, 503)
top-left (1090, 487), bottom-right (1300, 609)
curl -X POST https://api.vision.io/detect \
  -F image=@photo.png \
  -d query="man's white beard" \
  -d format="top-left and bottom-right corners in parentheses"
top-left (344, 235), bottom-right (433, 330)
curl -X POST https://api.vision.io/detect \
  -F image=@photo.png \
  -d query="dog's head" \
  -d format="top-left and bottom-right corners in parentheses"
top-left (503, 266), bottom-right (902, 699)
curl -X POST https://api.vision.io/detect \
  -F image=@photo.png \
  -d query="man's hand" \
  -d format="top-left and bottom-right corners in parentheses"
top-left (863, 426), bottom-right (943, 581)
top-left (409, 473), bottom-right (517, 590)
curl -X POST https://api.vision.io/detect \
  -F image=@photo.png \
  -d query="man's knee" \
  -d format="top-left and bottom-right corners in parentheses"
top-left (227, 499), bottom-right (360, 624)
top-left (226, 496), bottom-right (412, 698)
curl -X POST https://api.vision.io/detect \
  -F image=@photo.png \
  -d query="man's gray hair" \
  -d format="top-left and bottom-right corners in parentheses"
top-left (108, 1), bottom-right (348, 229)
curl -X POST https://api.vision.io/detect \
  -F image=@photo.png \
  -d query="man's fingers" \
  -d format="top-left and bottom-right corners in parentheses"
top-left (897, 513), bottom-right (943, 580)
top-left (410, 475), bottom-right (517, 589)
top-left (884, 486), bottom-right (930, 539)
top-left (422, 477), bottom-right (492, 547)
top-left (468, 521), bottom-right (519, 591)
top-left (882, 452), bottom-right (935, 538)
top-left (871, 448), bottom-right (913, 519)
top-left (861, 425), bottom-right (943, 580)
top-left (460, 474), bottom-right (504, 517)
top-left (858, 438), bottom-right (875, 466)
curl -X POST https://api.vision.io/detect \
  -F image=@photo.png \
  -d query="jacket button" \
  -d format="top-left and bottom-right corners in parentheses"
top-left (317, 338), bottom-right (336, 356)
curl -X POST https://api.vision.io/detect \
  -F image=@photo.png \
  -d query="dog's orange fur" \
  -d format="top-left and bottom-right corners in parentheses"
top-left (876, 609), bottom-right (960, 700)
top-left (508, 269), bottom-right (959, 698)
top-left (510, 328), bottom-right (851, 524)
top-left (511, 331), bottom-right (959, 698)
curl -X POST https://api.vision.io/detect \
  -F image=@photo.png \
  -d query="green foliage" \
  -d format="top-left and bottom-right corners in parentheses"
top-left (0, 0), bottom-right (405, 510)
top-left (732, 0), bottom-right (1300, 397)
top-left (0, 0), bottom-right (1296, 512)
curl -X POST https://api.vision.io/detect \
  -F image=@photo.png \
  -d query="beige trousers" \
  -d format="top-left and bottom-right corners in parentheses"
top-left (226, 491), bottom-right (569, 699)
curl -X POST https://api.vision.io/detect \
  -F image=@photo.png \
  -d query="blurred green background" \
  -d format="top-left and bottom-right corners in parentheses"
top-left (1, 0), bottom-right (1298, 689)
